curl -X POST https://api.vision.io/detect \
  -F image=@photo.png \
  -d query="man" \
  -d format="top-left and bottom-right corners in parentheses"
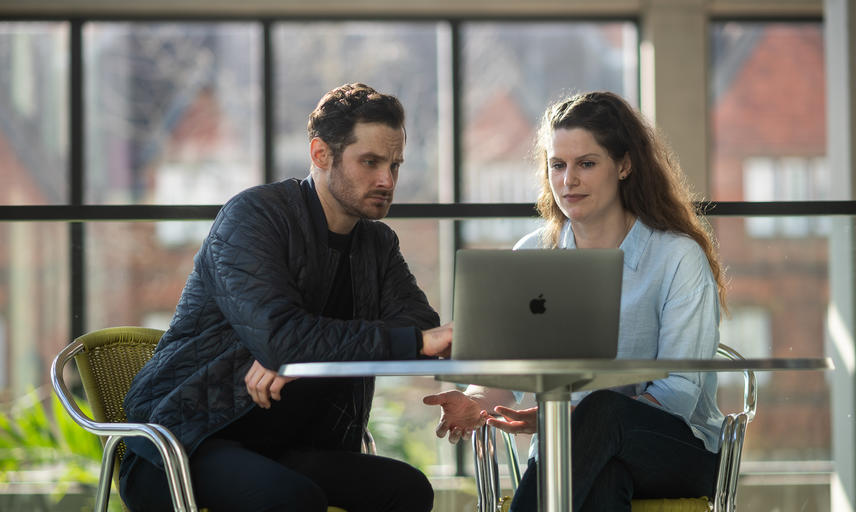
top-left (120, 83), bottom-right (452, 512)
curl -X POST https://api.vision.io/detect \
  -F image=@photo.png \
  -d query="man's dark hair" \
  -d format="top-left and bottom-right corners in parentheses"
top-left (307, 83), bottom-right (406, 164)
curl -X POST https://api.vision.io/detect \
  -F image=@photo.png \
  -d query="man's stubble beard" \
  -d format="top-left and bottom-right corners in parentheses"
top-left (327, 162), bottom-right (393, 221)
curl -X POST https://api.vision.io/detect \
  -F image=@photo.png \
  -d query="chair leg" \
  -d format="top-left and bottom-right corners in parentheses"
top-left (725, 416), bottom-right (749, 512)
top-left (151, 424), bottom-right (198, 512)
top-left (473, 426), bottom-right (503, 512)
top-left (95, 436), bottom-right (122, 512)
top-left (713, 416), bottom-right (735, 512)
top-left (500, 429), bottom-right (522, 493)
top-left (473, 429), bottom-right (488, 512)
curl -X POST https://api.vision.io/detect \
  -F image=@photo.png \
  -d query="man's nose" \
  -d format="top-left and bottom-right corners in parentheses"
top-left (376, 167), bottom-right (395, 189)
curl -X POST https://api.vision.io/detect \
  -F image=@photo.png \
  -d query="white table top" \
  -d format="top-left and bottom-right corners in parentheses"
top-left (280, 357), bottom-right (833, 393)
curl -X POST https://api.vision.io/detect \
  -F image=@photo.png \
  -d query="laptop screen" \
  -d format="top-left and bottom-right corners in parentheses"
top-left (451, 249), bottom-right (623, 360)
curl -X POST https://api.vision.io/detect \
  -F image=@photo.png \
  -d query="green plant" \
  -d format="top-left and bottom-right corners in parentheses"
top-left (0, 387), bottom-right (120, 510)
top-left (367, 394), bottom-right (437, 473)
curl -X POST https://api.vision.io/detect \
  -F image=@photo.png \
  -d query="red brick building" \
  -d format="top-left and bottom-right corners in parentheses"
top-left (710, 23), bottom-right (829, 459)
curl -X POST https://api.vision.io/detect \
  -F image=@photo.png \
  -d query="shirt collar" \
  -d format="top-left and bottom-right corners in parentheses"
top-left (559, 218), bottom-right (651, 272)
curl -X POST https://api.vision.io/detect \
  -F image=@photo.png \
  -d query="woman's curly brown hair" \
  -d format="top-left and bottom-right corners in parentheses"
top-left (534, 91), bottom-right (728, 315)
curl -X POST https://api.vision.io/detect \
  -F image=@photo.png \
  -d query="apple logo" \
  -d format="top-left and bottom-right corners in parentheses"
top-left (529, 294), bottom-right (546, 314)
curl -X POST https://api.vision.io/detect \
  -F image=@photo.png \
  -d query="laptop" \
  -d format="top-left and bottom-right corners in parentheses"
top-left (451, 249), bottom-right (623, 360)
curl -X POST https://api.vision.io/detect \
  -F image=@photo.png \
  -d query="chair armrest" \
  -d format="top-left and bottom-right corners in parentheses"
top-left (50, 340), bottom-right (198, 512)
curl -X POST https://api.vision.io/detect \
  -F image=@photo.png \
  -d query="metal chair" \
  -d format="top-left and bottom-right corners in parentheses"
top-left (51, 326), bottom-right (375, 512)
top-left (51, 327), bottom-right (198, 512)
top-left (472, 343), bottom-right (757, 512)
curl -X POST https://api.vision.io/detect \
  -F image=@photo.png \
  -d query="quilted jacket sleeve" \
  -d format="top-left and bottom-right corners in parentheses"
top-left (369, 227), bottom-right (441, 358)
top-left (377, 229), bottom-right (439, 328)
top-left (202, 190), bottom-right (433, 370)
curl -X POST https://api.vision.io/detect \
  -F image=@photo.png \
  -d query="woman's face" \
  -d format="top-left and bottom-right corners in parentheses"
top-left (547, 127), bottom-right (628, 226)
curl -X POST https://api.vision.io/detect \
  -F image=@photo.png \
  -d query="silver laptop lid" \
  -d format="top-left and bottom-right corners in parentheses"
top-left (451, 249), bottom-right (623, 360)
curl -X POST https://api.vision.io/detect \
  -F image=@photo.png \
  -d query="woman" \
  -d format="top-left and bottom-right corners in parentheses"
top-left (423, 91), bottom-right (728, 511)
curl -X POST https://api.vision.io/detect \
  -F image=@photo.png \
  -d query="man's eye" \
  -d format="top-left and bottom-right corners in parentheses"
top-left (363, 159), bottom-right (377, 166)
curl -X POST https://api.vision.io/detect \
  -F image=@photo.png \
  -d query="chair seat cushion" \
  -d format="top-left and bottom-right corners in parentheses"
top-left (631, 497), bottom-right (710, 512)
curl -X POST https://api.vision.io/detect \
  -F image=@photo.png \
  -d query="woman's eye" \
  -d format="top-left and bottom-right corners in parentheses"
top-left (580, 161), bottom-right (595, 169)
top-left (550, 162), bottom-right (566, 171)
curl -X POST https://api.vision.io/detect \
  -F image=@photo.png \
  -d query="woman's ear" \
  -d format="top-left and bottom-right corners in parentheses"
top-left (618, 154), bottom-right (632, 180)
top-left (310, 137), bottom-right (332, 171)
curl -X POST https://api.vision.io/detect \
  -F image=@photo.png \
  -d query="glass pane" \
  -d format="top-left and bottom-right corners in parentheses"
top-left (86, 221), bottom-right (210, 330)
top-left (460, 217), bottom-right (542, 250)
top-left (0, 22), bottom-right (68, 205)
top-left (460, 21), bottom-right (639, 205)
top-left (0, 222), bottom-right (69, 399)
top-left (272, 22), bottom-right (442, 203)
top-left (710, 22), bottom-right (825, 201)
top-left (712, 215), bottom-right (831, 465)
top-left (84, 23), bottom-right (263, 205)
top-left (384, 219), bottom-right (444, 316)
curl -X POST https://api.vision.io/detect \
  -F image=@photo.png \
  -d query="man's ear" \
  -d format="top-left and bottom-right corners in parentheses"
top-left (310, 137), bottom-right (332, 171)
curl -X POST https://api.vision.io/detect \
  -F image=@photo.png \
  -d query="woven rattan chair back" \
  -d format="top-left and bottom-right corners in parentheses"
top-left (73, 327), bottom-right (163, 483)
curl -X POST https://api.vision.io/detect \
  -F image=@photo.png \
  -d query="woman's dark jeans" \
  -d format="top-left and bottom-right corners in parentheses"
top-left (510, 390), bottom-right (719, 512)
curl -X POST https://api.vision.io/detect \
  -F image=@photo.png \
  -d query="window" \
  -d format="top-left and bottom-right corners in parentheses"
top-left (273, 22), bottom-right (442, 203)
top-left (84, 22), bottom-right (263, 205)
top-left (86, 221), bottom-right (208, 331)
top-left (719, 306), bottom-right (772, 386)
top-left (0, 10), bottom-right (848, 505)
top-left (710, 20), bottom-right (831, 467)
top-left (0, 222), bottom-right (69, 396)
top-left (710, 21), bottom-right (825, 202)
top-left (0, 22), bottom-right (68, 205)
top-left (461, 21), bottom-right (638, 204)
top-left (743, 156), bottom-right (831, 237)
top-left (460, 21), bottom-right (638, 248)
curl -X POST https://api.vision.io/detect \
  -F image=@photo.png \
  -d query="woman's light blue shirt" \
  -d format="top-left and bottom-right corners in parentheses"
top-left (514, 219), bottom-right (724, 454)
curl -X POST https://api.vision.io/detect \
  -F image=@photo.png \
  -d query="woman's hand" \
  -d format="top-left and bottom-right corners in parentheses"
top-left (486, 405), bottom-right (539, 435)
top-left (422, 389), bottom-right (486, 443)
top-left (244, 360), bottom-right (297, 409)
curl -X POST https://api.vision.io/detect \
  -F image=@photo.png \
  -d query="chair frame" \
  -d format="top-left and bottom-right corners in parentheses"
top-left (712, 343), bottom-right (757, 512)
top-left (472, 343), bottom-right (758, 512)
top-left (50, 331), bottom-right (199, 512)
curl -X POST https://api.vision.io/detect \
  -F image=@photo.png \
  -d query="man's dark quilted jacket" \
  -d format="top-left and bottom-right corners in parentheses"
top-left (123, 177), bottom-right (440, 467)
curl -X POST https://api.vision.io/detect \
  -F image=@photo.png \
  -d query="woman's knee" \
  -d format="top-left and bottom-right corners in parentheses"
top-left (579, 458), bottom-right (633, 511)
top-left (575, 390), bottom-right (633, 423)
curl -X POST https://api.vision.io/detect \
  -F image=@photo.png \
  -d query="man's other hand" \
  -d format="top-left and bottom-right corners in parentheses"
top-left (421, 322), bottom-right (453, 358)
top-left (244, 360), bottom-right (297, 409)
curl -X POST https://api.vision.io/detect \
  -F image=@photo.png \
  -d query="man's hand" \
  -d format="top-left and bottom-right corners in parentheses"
top-left (421, 322), bottom-right (453, 358)
top-left (486, 405), bottom-right (539, 435)
top-left (422, 388), bottom-right (485, 444)
top-left (244, 360), bottom-right (297, 409)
